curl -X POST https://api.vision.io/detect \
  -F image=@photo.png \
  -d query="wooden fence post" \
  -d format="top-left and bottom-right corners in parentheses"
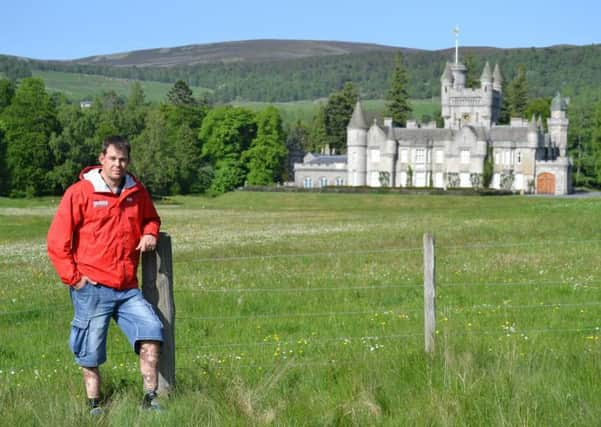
top-left (142, 232), bottom-right (175, 395)
top-left (423, 233), bottom-right (436, 354)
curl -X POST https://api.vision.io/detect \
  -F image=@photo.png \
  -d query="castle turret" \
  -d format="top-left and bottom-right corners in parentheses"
top-left (347, 101), bottom-right (368, 186)
top-left (450, 62), bottom-right (467, 89)
top-left (440, 63), bottom-right (453, 128)
top-left (548, 92), bottom-right (569, 157)
top-left (480, 62), bottom-right (493, 126)
top-left (381, 125), bottom-right (397, 187)
top-left (493, 64), bottom-right (503, 92)
top-left (527, 115), bottom-right (538, 147)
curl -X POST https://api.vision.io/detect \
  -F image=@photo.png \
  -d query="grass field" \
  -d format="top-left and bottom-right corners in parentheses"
top-left (32, 70), bottom-right (439, 128)
top-left (234, 99), bottom-right (440, 128)
top-left (1, 192), bottom-right (601, 426)
top-left (33, 70), bottom-right (213, 104)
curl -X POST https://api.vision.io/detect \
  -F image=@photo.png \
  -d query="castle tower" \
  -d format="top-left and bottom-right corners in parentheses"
top-left (347, 101), bottom-right (368, 186)
top-left (440, 63), bottom-right (453, 127)
top-left (480, 62), bottom-right (493, 126)
top-left (548, 92), bottom-right (569, 157)
top-left (491, 64), bottom-right (503, 124)
top-left (382, 125), bottom-right (397, 187)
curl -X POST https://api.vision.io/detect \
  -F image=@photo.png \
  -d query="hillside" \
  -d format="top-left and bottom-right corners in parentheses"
top-left (66, 39), bottom-right (405, 67)
top-left (2, 40), bottom-right (601, 104)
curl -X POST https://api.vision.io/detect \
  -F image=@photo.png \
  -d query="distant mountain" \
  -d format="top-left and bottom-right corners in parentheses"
top-left (65, 39), bottom-right (408, 67)
top-left (3, 39), bottom-right (600, 104)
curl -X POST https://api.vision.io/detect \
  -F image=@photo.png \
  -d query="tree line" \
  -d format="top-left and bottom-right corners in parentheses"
top-left (5, 43), bottom-right (600, 103)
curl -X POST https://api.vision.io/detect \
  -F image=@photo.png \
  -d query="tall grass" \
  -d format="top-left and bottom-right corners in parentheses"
top-left (1, 192), bottom-right (601, 425)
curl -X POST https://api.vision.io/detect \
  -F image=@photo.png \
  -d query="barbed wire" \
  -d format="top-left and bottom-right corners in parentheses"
top-left (3, 326), bottom-right (600, 374)
top-left (171, 238), bottom-right (601, 265)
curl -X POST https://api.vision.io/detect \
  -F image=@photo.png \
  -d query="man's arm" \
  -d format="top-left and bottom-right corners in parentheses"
top-left (47, 188), bottom-right (84, 286)
top-left (136, 187), bottom-right (161, 252)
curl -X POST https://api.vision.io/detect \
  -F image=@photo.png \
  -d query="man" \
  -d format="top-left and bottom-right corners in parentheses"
top-left (47, 136), bottom-right (163, 414)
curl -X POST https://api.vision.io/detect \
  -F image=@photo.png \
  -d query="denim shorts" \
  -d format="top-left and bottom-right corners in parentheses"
top-left (69, 283), bottom-right (164, 367)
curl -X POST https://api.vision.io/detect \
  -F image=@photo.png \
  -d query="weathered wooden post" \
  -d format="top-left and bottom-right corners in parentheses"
top-left (423, 233), bottom-right (436, 354)
top-left (142, 232), bottom-right (175, 394)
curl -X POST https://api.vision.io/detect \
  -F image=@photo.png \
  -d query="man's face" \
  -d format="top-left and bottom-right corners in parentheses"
top-left (99, 145), bottom-right (129, 183)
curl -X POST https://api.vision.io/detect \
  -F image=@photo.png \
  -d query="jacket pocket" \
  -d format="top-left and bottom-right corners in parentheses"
top-left (69, 318), bottom-right (90, 357)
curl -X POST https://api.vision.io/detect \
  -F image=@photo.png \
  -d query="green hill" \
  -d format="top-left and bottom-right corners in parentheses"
top-left (3, 40), bottom-right (601, 104)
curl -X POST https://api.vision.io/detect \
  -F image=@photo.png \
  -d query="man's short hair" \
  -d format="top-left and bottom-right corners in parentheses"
top-left (102, 136), bottom-right (131, 159)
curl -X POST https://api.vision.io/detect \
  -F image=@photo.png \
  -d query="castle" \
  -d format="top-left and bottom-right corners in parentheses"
top-left (294, 57), bottom-right (572, 195)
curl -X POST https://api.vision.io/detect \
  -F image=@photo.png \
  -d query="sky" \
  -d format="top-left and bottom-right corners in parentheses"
top-left (3, 0), bottom-right (600, 60)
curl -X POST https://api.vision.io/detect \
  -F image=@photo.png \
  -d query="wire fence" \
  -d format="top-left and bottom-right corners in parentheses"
top-left (2, 237), bottom-right (601, 375)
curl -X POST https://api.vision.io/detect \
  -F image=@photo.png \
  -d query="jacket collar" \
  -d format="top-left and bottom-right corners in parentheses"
top-left (82, 167), bottom-right (137, 194)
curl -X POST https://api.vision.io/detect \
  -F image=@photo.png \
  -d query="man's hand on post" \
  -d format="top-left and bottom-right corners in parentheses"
top-left (136, 234), bottom-right (157, 252)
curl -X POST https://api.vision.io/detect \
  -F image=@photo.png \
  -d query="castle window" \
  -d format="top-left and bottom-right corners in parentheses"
top-left (435, 150), bottom-right (444, 164)
top-left (415, 149), bottom-right (425, 163)
top-left (400, 149), bottom-right (408, 163)
top-left (335, 176), bottom-right (344, 186)
top-left (319, 177), bottom-right (328, 188)
top-left (303, 177), bottom-right (313, 188)
top-left (460, 150), bottom-right (470, 164)
top-left (516, 151), bottom-right (522, 165)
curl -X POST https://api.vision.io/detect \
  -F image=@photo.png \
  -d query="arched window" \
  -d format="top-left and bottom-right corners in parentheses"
top-left (319, 177), bottom-right (328, 188)
top-left (303, 177), bottom-right (313, 188)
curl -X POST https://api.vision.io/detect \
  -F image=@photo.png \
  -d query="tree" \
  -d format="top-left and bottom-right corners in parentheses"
top-left (307, 104), bottom-right (328, 153)
top-left (0, 127), bottom-right (7, 195)
top-left (243, 107), bottom-right (288, 185)
top-left (524, 97), bottom-right (551, 129)
top-left (385, 52), bottom-right (412, 127)
top-left (123, 82), bottom-right (148, 139)
top-left (167, 80), bottom-right (196, 106)
top-left (199, 106), bottom-right (257, 193)
top-left (285, 121), bottom-right (309, 180)
top-left (463, 54), bottom-right (479, 89)
top-left (0, 79), bottom-right (15, 113)
top-left (130, 109), bottom-right (177, 196)
top-left (324, 82), bottom-right (358, 153)
top-left (502, 64), bottom-right (529, 122)
top-left (591, 101), bottom-right (601, 186)
top-left (2, 78), bottom-right (59, 196)
top-left (47, 103), bottom-right (98, 192)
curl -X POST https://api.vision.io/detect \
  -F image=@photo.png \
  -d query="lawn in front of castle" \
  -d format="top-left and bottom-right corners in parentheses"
top-left (1, 191), bottom-right (600, 426)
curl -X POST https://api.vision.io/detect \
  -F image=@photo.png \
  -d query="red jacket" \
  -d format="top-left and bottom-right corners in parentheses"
top-left (47, 166), bottom-right (161, 290)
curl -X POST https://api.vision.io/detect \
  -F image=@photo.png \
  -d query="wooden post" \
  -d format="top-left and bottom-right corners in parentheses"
top-left (423, 233), bottom-right (436, 354)
top-left (142, 232), bottom-right (175, 395)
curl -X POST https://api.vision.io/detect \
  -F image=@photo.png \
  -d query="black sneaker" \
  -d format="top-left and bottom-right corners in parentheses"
top-left (88, 398), bottom-right (103, 416)
top-left (142, 391), bottom-right (162, 411)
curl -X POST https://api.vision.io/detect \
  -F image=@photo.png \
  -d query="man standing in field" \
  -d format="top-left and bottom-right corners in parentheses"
top-left (47, 136), bottom-right (163, 414)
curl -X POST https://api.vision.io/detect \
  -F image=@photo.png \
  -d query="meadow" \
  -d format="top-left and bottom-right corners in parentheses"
top-left (1, 191), bottom-right (601, 426)
top-left (32, 70), bottom-right (439, 128)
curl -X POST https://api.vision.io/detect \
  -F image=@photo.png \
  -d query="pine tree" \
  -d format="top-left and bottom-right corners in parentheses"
top-left (323, 82), bottom-right (358, 153)
top-left (385, 52), bottom-right (412, 127)
top-left (167, 80), bottom-right (196, 106)
top-left (503, 64), bottom-right (529, 121)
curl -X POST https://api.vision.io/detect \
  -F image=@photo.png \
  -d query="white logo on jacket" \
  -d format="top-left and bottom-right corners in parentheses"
top-left (93, 200), bottom-right (109, 208)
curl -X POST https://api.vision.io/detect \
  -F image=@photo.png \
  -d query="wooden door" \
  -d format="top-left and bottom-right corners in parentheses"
top-left (537, 173), bottom-right (555, 195)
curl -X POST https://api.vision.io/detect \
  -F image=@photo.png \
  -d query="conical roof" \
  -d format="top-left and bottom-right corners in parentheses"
top-left (493, 64), bottom-right (503, 84)
top-left (480, 62), bottom-right (492, 81)
top-left (348, 101), bottom-right (368, 129)
top-left (551, 92), bottom-right (569, 111)
top-left (440, 62), bottom-right (453, 82)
